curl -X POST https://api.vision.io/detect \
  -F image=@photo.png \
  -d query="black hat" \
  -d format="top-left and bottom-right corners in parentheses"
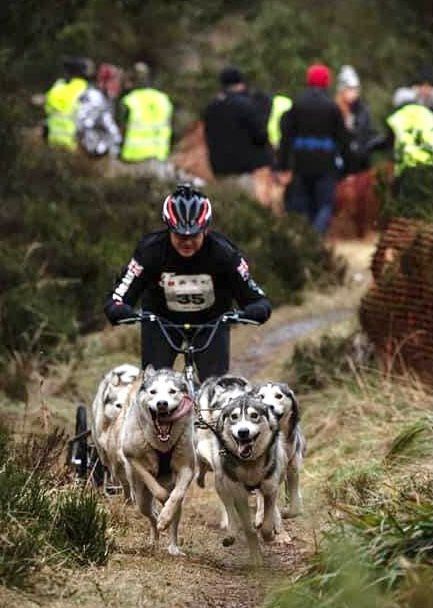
top-left (219, 66), bottom-right (245, 87)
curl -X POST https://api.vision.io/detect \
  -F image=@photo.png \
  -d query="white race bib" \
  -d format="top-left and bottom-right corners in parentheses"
top-left (159, 273), bottom-right (215, 312)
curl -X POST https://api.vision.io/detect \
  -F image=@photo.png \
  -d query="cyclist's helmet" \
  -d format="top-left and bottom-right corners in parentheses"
top-left (162, 183), bottom-right (212, 236)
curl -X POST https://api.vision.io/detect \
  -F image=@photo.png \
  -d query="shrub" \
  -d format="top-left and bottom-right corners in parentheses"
top-left (0, 463), bottom-right (50, 587)
top-left (378, 165), bottom-right (433, 224)
top-left (384, 416), bottom-right (433, 466)
top-left (0, 431), bottom-right (112, 587)
top-left (51, 489), bottom-right (111, 566)
top-left (0, 521), bottom-right (43, 588)
top-left (286, 334), bottom-right (350, 392)
top-left (325, 462), bottom-right (383, 507)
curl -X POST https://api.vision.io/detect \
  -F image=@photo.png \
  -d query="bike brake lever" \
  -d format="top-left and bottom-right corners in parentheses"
top-left (116, 316), bottom-right (142, 325)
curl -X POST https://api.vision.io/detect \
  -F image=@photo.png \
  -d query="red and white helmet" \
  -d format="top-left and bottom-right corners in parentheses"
top-left (162, 184), bottom-right (212, 236)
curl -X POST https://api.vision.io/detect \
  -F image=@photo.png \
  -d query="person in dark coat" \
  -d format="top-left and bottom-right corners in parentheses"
top-left (335, 65), bottom-right (377, 175)
top-left (334, 65), bottom-right (379, 237)
top-left (277, 64), bottom-right (349, 234)
top-left (203, 67), bottom-right (272, 176)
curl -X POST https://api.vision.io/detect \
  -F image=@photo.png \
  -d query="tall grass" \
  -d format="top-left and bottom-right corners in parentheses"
top-left (266, 371), bottom-right (433, 608)
top-left (0, 425), bottom-right (112, 588)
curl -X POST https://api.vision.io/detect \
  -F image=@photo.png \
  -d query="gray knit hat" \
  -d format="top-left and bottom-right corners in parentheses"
top-left (337, 65), bottom-right (360, 91)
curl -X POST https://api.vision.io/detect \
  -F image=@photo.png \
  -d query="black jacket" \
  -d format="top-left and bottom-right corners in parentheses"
top-left (278, 87), bottom-right (349, 175)
top-left (204, 90), bottom-right (272, 175)
top-left (104, 230), bottom-right (272, 324)
top-left (343, 99), bottom-right (378, 174)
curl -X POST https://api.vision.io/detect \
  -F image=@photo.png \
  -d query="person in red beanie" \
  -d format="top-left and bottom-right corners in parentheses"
top-left (307, 64), bottom-right (331, 88)
top-left (277, 63), bottom-right (349, 234)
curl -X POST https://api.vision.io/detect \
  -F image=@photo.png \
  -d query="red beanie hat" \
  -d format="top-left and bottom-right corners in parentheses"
top-left (306, 64), bottom-right (331, 88)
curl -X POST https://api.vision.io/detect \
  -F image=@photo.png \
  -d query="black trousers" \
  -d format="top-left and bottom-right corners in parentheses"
top-left (141, 323), bottom-right (230, 382)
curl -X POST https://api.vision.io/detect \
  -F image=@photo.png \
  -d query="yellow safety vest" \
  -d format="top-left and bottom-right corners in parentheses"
top-left (267, 94), bottom-right (292, 147)
top-left (121, 88), bottom-right (173, 162)
top-left (387, 103), bottom-right (433, 175)
top-left (45, 78), bottom-right (88, 150)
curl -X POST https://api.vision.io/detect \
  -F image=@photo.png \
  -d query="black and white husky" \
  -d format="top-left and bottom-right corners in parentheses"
top-left (197, 393), bottom-right (287, 565)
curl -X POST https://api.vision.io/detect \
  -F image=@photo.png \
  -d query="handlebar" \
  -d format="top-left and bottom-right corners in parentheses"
top-left (116, 310), bottom-right (259, 355)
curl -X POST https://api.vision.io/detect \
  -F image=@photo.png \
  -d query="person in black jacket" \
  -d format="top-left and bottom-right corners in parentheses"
top-left (277, 63), bottom-right (349, 234)
top-left (203, 67), bottom-right (272, 176)
top-left (104, 184), bottom-right (272, 380)
top-left (335, 65), bottom-right (377, 175)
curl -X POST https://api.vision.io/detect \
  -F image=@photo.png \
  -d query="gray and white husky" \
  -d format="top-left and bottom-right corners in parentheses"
top-left (91, 363), bottom-right (141, 500)
top-left (252, 382), bottom-right (306, 517)
top-left (121, 366), bottom-right (195, 556)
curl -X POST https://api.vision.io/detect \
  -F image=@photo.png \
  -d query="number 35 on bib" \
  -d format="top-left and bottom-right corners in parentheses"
top-left (159, 273), bottom-right (216, 312)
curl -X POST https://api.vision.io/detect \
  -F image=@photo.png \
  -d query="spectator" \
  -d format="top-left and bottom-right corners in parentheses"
top-left (203, 66), bottom-right (272, 176)
top-left (267, 94), bottom-right (293, 149)
top-left (376, 87), bottom-right (433, 197)
top-left (277, 63), bottom-right (349, 234)
top-left (76, 63), bottom-right (122, 158)
top-left (251, 90), bottom-right (293, 149)
top-left (44, 56), bottom-right (90, 150)
top-left (335, 65), bottom-right (377, 174)
top-left (119, 62), bottom-right (173, 163)
top-left (334, 65), bottom-right (378, 237)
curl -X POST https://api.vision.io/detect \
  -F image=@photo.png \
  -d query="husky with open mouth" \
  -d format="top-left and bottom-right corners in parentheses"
top-left (195, 374), bottom-right (250, 489)
top-left (202, 393), bottom-right (287, 565)
top-left (121, 365), bottom-right (195, 556)
top-left (252, 382), bottom-right (306, 518)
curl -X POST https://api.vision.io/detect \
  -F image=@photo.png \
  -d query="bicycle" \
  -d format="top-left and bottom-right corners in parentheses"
top-left (66, 310), bottom-right (258, 484)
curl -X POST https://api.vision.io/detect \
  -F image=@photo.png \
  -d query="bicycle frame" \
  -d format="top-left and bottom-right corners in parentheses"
top-left (118, 311), bottom-right (259, 398)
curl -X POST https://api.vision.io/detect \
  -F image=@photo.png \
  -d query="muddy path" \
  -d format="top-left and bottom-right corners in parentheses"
top-left (231, 307), bottom-right (354, 378)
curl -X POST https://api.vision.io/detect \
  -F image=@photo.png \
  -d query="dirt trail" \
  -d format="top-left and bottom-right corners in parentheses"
top-left (0, 241), bottom-right (375, 608)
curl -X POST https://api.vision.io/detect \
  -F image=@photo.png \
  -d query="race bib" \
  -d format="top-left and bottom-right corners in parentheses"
top-left (159, 273), bottom-right (215, 312)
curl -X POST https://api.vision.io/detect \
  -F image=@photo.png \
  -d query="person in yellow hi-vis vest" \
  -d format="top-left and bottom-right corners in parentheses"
top-left (120, 62), bottom-right (173, 162)
top-left (386, 87), bottom-right (433, 176)
top-left (44, 57), bottom-right (90, 150)
top-left (267, 94), bottom-right (292, 148)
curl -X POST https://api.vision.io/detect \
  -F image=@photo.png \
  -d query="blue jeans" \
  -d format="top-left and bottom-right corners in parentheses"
top-left (285, 173), bottom-right (337, 234)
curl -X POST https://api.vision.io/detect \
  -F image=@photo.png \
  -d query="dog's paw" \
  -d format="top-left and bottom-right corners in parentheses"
top-left (222, 535), bottom-right (235, 547)
top-left (260, 527), bottom-right (275, 543)
top-left (281, 506), bottom-right (302, 519)
top-left (167, 543), bottom-right (186, 557)
top-left (254, 516), bottom-right (264, 529)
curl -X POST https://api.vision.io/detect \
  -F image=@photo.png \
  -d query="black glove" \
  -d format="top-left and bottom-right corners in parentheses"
top-left (105, 302), bottom-right (138, 325)
top-left (239, 301), bottom-right (272, 324)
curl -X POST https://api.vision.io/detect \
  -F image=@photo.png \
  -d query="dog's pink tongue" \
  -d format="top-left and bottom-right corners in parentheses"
top-left (166, 396), bottom-right (194, 422)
